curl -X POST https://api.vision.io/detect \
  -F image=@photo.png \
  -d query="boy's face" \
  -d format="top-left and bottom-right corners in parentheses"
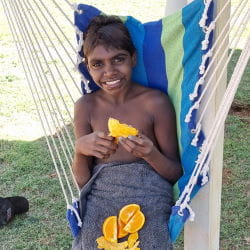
top-left (86, 45), bottom-right (136, 94)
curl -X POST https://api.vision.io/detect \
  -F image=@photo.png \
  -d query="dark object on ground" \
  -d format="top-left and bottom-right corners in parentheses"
top-left (0, 196), bottom-right (29, 226)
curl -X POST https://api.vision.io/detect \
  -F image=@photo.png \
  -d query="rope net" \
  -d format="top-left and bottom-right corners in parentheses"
top-left (1, 0), bottom-right (249, 213)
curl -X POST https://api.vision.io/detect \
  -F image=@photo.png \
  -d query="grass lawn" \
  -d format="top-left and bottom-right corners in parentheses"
top-left (0, 0), bottom-right (249, 249)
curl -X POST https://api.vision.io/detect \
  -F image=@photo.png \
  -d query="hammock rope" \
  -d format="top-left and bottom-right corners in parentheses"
top-left (1, 0), bottom-right (79, 203)
top-left (26, 0), bottom-right (81, 93)
top-left (1, 0), bottom-right (80, 199)
top-left (186, 0), bottom-right (249, 146)
top-left (177, 35), bottom-right (250, 215)
top-left (20, 1), bottom-right (76, 125)
top-left (34, 0), bottom-right (76, 56)
top-left (188, 0), bottom-right (247, 100)
top-left (51, 0), bottom-right (76, 26)
top-left (2, 0), bottom-right (249, 239)
top-left (13, 0), bottom-right (75, 160)
top-left (186, 0), bottom-right (249, 123)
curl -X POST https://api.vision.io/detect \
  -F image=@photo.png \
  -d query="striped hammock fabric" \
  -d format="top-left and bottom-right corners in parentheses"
top-left (74, 0), bottom-right (214, 242)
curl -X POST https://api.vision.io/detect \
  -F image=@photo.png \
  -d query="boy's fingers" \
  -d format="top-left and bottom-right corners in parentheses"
top-left (128, 136), bottom-right (144, 145)
top-left (93, 151), bottom-right (104, 159)
top-left (97, 131), bottom-right (113, 140)
top-left (119, 139), bottom-right (131, 152)
top-left (95, 145), bottom-right (115, 155)
top-left (98, 139), bottom-right (116, 148)
top-left (119, 137), bottom-right (143, 154)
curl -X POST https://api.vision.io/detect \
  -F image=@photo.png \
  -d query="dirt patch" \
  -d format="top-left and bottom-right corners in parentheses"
top-left (229, 102), bottom-right (250, 124)
top-left (222, 168), bottom-right (233, 185)
top-left (230, 102), bottom-right (250, 117)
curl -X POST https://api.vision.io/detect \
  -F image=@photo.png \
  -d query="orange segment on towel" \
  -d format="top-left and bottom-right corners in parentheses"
top-left (118, 217), bottom-right (129, 239)
top-left (102, 216), bottom-right (118, 243)
top-left (118, 204), bottom-right (141, 224)
top-left (128, 232), bottom-right (139, 248)
top-left (99, 204), bottom-right (145, 247)
top-left (123, 210), bottom-right (145, 234)
top-left (108, 118), bottom-right (139, 141)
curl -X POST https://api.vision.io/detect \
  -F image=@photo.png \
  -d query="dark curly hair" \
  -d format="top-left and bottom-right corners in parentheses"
top-left (83, 15), bottom-right (136, 61)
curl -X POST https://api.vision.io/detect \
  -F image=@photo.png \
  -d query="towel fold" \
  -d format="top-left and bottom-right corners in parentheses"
top-left (72, 160), bottom-right (173, 250)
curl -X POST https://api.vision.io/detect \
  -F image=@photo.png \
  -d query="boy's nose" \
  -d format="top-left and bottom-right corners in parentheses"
top-left (103, 64), bottom-right (116, 77)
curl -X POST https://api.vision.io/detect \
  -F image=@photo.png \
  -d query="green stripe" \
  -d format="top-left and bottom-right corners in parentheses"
top-left (161, 12), bottom-right (185, 199)
top-left (161, 12), bottom-right (184, 154)
top-left (118, 16), bottom-right (128, 23)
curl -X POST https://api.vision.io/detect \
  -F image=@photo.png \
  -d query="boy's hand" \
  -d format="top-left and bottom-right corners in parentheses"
top-left (119, 134), bottom-right (156, 159)
top-left (75, 131), bottom-right (117, 159)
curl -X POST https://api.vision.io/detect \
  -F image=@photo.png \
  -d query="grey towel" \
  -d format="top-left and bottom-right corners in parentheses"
top-left (72, 160), bottom-right (173, 250)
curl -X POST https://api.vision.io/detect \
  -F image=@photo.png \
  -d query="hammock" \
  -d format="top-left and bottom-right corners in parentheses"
top-left (2, 0), bottom-right (249, 244)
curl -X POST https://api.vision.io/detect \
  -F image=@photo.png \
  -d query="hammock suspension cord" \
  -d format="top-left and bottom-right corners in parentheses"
top-left (188, 0), bottom-right (249, 146)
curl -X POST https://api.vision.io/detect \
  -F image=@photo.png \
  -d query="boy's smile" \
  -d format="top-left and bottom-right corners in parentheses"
top-left (86, 45), bottom-right (136, 94)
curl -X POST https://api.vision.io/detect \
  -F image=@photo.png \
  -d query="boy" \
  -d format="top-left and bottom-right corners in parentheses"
top-left (72, 15), bottom-right (182, 249)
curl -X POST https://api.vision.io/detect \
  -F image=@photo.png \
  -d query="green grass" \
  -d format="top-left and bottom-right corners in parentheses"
top-left (220, 114), bottom-right (249, 250)
top-left (0, 139), bottom-right (72, 249)
top-left (0, 0), bottom-right (249, 249)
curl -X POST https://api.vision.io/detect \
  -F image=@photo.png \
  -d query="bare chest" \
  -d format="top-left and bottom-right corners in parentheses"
top-left (90, 103), bottom-right (154, 138)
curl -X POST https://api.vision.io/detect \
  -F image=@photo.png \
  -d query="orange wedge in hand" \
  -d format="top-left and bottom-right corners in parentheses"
top-left (108, 118), bottom-right (139, 140)
top-left (102, 216), bottom-right (118, 243)
top-left (123, 210), bottom-right (145, 234)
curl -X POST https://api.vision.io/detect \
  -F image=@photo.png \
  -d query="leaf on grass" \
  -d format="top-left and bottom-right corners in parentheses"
top-left (49, 172), bottom-right (57, 178)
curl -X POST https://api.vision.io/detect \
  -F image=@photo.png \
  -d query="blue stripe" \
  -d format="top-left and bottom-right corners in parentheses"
top-left (124, 16), bottom-right (148, 87)
top-left (75, 4), bottom-right (101, 32)
top-left (178, 0), bottom-right (205, 192)
top-left (75, 4), bottom-right (101, 93)
top-left (143, 20), bottom-right (168, 93)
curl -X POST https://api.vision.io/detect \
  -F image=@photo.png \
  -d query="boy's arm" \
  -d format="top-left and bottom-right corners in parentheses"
top-left (72, 96), bottom-right (117, 188)
top-left (144, 93), bottom-right (182, 183)
top-left (119, 91), bottom-right (182, 184)
top-left (72, 97), bottom-right (93, 189)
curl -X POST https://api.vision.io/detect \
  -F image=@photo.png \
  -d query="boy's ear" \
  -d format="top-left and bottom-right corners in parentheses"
top-left (132, 52), bottom-right (137, 67)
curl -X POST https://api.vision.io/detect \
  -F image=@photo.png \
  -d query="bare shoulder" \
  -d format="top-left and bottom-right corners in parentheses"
top-left (74, 92), bottom-right (100, 138)
top-left (135, 85), bottom-right (173, 112)
top-left (75, 92), bottom-right (96, 109)
top-left (74, 91), bottom-right (100, 115)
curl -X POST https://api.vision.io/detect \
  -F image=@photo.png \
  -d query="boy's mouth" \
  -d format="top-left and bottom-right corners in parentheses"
top-left (105, 79), bottom-right (120, 86)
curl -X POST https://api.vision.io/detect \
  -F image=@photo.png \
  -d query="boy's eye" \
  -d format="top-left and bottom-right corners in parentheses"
top-left (113, 56), bottom-right (125, 64)
top-left (91, 62), bottom-right (102, 68)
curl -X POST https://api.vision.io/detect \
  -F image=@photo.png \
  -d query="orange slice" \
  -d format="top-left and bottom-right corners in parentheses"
top-left (118, 204), bottom-right (140, 224)
top-left (102, 216), bottom-right (118, 243)
top-left (108, 118), bottom-right (139, 139)
top-left (128, 232), bottom-right (139, 248)
top-left (96, 236), bottom-right (128, 249)
top-left (123, 210), bottom-right (145, 233)
top-left (117, 217), bottom-right (129, 239)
